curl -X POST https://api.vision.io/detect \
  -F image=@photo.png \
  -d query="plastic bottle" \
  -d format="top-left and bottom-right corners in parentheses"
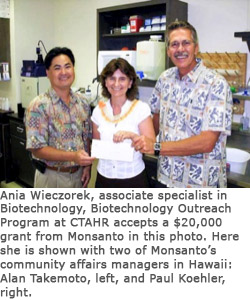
top-left (240, 113), bottom-right (249, 131)
top-left (136, 35), bottom-right (165, 80)
top-left (2, 98), bottom-right (6, 110)
top-left (4, 98), bottom-right (9, 111)
top-left (85, 85), bottom-right (92, 103)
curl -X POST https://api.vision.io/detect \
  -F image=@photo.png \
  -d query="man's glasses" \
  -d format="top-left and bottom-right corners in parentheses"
top-left (169, 40), bottom-right (194, 49)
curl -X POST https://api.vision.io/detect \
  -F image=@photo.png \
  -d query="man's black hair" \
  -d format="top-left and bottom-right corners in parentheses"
top-left (44, 47), bottom-right (75, 69)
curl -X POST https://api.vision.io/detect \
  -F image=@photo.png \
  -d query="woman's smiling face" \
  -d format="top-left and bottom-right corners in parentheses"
top-left (105, 69), bottom-right (132, 100)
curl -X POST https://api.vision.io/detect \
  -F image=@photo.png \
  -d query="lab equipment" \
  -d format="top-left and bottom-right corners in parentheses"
top-left (20, 41), bottom-right (50, 109)
top-left (98, 50), bottom-right (136, 75)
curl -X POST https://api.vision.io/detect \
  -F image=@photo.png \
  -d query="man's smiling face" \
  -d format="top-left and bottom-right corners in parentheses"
top-left (167, 28), bottom-right (199, 78)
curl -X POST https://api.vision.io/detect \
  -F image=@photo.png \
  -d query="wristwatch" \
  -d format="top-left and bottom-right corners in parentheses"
top-left (154, 142), bottom-right (161, 156)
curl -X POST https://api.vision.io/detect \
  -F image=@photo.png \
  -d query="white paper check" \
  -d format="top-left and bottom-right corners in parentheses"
top-left (91, 139), bottom-right (134, 162)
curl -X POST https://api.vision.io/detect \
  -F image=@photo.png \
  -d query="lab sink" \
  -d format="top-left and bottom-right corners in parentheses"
top-left (227, 126), bottom-right (250, 174)
top-left (226, 147), bottom-right (250, 176)
top-left (226, 130), bottom-right (250, 187)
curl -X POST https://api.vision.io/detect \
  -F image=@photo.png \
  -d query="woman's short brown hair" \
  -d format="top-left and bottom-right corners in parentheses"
top-left (100, 58), bottom-right (138, 100)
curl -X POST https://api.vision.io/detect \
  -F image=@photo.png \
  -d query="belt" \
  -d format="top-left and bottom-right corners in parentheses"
top-left (46, 165), bottom-right (80, 174)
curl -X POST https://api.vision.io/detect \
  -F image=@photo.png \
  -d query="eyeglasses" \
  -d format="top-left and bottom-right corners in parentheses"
top-left (169, 40), bottom-right (194, 49)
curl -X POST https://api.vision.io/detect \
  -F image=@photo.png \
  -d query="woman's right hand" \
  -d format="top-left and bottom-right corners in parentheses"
top-left (113, 131), bottom-right (138, 143)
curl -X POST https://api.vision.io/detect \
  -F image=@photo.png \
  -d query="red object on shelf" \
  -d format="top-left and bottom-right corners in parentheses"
top-left (129, 15), bottom-right (144, 33)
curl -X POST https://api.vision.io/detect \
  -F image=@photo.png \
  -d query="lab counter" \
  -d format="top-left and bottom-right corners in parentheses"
top-left (226, 128), bottom-right (250, 187)
top-left (226, 171), bottom-right (250, 188)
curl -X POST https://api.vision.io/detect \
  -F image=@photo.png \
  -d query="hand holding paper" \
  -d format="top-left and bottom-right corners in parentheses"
top-left (113, 131), bottom-right (138, 143)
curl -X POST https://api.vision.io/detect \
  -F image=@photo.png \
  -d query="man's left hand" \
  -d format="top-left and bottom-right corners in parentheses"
top-left (132, 135), bottom-right (154, 154)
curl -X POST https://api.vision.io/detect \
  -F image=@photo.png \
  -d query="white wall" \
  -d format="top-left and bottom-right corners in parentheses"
top-left (0, 0), bottom-right (250, 113)
top-left (186, 0), bottom-right (249, 69)
top-left (0, 0), bottom-right (55, 112)
top-left (185, 0), bottom-right (250, 118)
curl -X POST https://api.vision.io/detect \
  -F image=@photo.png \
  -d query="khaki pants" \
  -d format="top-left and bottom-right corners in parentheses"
top-left (34, 167), bottom-right (83, 188)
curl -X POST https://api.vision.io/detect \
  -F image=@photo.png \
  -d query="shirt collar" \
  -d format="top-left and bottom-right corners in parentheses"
top-left (48, 87), bottom-right (78, 105)
top-left (174, 58), bottom-right (205, 83)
